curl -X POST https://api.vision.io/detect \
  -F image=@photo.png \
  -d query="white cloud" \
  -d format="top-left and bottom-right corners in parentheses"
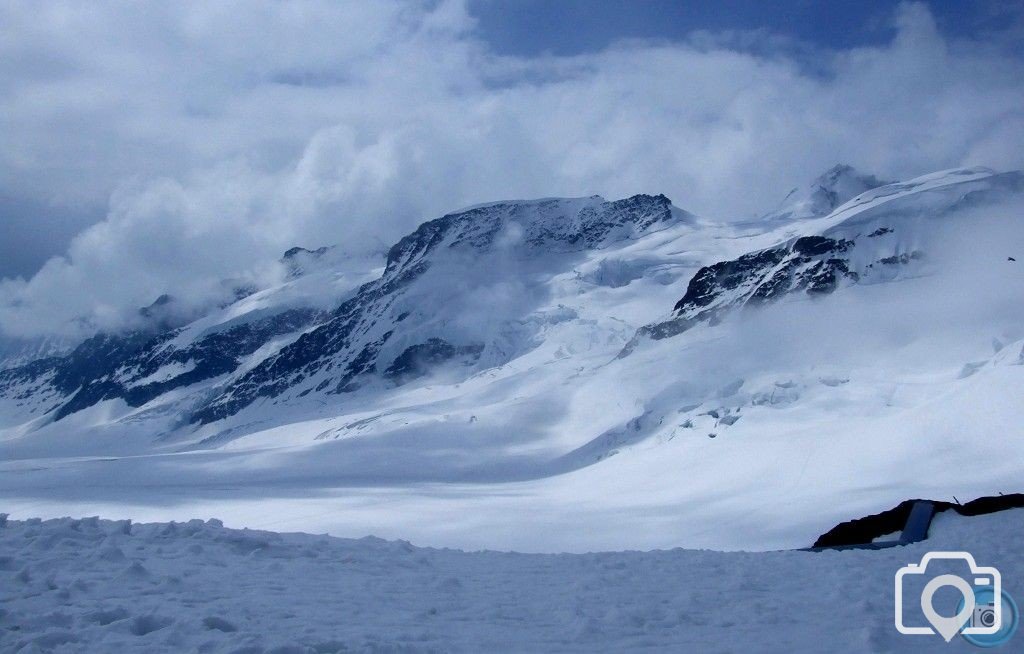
top-left (1, 1), bottom-right (1023, 338)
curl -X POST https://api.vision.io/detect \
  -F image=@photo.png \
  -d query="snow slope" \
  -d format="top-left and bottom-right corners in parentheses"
top-left (1, 510), bottom-right (1021, 653)
top-left (1, 166), bottom-right (1022, 553)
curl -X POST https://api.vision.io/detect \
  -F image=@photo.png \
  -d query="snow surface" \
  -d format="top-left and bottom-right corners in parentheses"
top-left (1, 509), bottom-right (1021, 653)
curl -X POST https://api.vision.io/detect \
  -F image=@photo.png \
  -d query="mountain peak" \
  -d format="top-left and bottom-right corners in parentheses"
top-left (282, 246), bottom-right (332, 261)
top-left (281, 245), bottom-right (336, 278)
top-left (768, 165), bottom-right (889, 224)
top-left (383, 193), bottom-right (682, 277)
top-left (803, 164), bottom-right (890, 214)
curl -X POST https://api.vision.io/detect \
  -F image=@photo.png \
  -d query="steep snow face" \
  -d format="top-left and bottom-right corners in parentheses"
top-left (1, 167), bottom-right (1022, 553)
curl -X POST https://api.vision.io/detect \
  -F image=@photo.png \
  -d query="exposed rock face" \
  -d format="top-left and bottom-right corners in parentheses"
top-left (632, 236), bottom-right (860, 344)
top-left (282, 246), bottom-right (334, 278)
top-left (56, 308), bottom-right (323, 420)
top-left (1, 331), bottom-right (155, 421)
top-left (621, 165), bottom-right (890, 347)
top-left (383, 338), bottom-right (484, 385)
top-left (0, 308), bottom-right (325, 423)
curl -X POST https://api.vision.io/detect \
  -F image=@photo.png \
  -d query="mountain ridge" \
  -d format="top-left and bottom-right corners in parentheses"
top-left (2, 164), bottom-right (1023, 554)
top-left (1, 166), bottom-right (1020, 437)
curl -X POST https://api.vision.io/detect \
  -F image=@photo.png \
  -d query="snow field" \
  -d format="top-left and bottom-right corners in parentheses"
top-left (1, 509), bottom-right (1021, 653)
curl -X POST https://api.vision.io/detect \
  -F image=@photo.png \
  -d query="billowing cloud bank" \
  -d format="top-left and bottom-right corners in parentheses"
top-left (1, 1), bottom-right (1023, 338)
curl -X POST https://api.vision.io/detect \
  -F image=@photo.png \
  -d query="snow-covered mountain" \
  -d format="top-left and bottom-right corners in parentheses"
top-left (194, 193), bottom-right (688, 424)
top-left (1, 193), bottom-right (688, 430)
top-left (633, 167), bottom-right (1022, 344)
top-left (756, 163), bottom-right (890, 226)
top-left (0, 334), bottom-right (76, 371)
top-left (1, 165), bottom-right (1022, 553)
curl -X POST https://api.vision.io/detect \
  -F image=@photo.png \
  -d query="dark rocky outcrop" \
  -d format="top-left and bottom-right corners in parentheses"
top-left (625, 235), bottom-right (860, 353)
top-left (812, 493), bottom-right (1024, 548)
top-left (282, 246), bottom-right (334, 277)
top-left (0, 308), bottom-right (325, 423)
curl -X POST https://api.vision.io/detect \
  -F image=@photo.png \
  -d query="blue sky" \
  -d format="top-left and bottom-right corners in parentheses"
top-left (1, 0), bottom-right (1023, 337)
top-left (471, 0), bottom-right (1015, 56)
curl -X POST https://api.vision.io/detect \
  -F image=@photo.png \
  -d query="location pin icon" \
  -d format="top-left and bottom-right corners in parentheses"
top-left (921, 575), bottom-right (976, 642)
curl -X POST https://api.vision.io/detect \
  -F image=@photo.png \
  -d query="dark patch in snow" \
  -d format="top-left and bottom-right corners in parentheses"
top-left (384, 339), bottom-right (484, 385)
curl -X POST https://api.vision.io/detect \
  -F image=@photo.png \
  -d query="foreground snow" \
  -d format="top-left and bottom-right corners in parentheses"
top-left (1, 510), bottom-right (1020, 653)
